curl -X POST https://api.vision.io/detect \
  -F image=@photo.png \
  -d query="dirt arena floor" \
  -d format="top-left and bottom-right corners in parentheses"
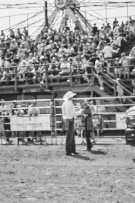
top-left (0, 137), bottom-right (135, 203)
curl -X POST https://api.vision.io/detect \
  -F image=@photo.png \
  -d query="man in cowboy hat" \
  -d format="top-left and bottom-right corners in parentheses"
top-left (62, 91), bottom-right (82, 156)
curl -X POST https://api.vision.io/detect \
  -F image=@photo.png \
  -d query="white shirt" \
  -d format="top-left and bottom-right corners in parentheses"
top-left (62, 100), bottom-right (76, 119)
top-left (60, 61), bottom-right (70, 73)
top-left (62, 100), bottom-right (82, 119)
top-left (28, 105), bottom-right (40, 116)
top-left (102, 45), bottom-right (114, 58)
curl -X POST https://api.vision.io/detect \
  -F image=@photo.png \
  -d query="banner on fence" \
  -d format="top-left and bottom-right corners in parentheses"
top-left (10, 115), bottom-right (51, 131)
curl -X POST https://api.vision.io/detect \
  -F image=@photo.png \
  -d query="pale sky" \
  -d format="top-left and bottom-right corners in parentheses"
top-left (0, 0), bottom-right (134, 36)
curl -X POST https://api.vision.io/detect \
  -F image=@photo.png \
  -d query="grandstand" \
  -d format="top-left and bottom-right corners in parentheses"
top-left (0, 0), bottom-right (135, 104)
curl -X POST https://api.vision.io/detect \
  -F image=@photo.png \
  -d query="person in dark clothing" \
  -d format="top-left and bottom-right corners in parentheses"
top-left (81, 101), bottom-right (93, 151)
top-left (92, 24), bottom-right (98, 35)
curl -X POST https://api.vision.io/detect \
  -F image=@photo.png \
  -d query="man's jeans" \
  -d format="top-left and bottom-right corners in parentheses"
top-left (64, 119), bottom-right (76, 154)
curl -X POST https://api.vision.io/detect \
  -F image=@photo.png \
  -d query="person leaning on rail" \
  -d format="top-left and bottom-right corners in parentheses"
top-left (62, 91), bottom-right (82, 156)
top-left (0, 99), bottom-right (12, 144)
top-left (27, 101), bottom-right (43, 144)
top-left (28, 100), bottom-right (40, 116)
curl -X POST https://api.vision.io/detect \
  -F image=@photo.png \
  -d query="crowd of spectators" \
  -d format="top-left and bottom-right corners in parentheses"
top-left (0, 17), bottom-right (135, 92)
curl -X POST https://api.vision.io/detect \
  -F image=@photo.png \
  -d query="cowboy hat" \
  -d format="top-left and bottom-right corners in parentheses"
top-left (63, 91), bottom-right (76, 101)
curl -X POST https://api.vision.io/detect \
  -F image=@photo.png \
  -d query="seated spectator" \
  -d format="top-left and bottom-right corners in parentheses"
top-left (114, 58), bottom-right (122, 78)
top-left (102, 42), bottom-right (118, 60)
top-left (13, 54), bottom-right (20, 64)
top-left (115, 78), bottom-right (125, 103)
top-left (18, 59), bottom-right (29, 79)
top-left (40, 56), bottom-right (49, 85)
top-left (0, 30), bottom-right (5, 40)
top-left (0, 99), bottom-right (9, 116)
top-left (131, 66), bottom-right (135, 78)
top-left (5, 49), bottom-right (13, 62)
top-left (58, 44), bottom-right (67, 57)
top-left (67, 44), bottom-right (75, 57)
top-left (130, 43), bottom-right (135, 56)
top-left (9, 29), bottom-right (15, 39)
top-left (27, 52), bottom-right (33, 62)
top-left (3, 58), bottom-right (11, 70)
top-left (48, 59), bottom-right (60, 82)
top-left (92, 23), bottom-right (98, 35)
top-left (22, 27), bottom-right (28, 38)
top-left (97, 37), bottom-right (105, 50)
top-left (15, 102), bottom-right (25, 116)
top-left (50, 49), bottom-right (58, 61)
top-left (59, 55), bottom-right (70, 79)
top-left (113, 18), bottom-right (118, 29)
top-left (10, 39), bottom-right (18, 55)
top-left (119, 53), bottom-right (130, 78)
top-left (16, 28), bottom-right (22, 39)
top-left (32, 57), bottom-right (39, 68)
top-left (1, 68), bottom-right (13, 83)
top-left (96, 47), bottom-right (102, 57)
top-left (25, 65), bottom-right (35, 82)
top-left (129, 50), bottom-right (135, 58)
top-left (28, 101), bottom-right (39, 116)
top-left (0, 39), bottom-right (6, 56)
top-left (82, 55), bottom-right (93, 84)
top-left (95, 57), bottom-right (103, 74)
top-left (17, 44), bottom-right (26, 57)
top-left (33, 66), bottom-right (41, 84)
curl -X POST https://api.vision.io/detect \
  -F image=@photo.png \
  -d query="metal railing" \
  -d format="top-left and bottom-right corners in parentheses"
top-left (0, 96), bottom-right (135, 145)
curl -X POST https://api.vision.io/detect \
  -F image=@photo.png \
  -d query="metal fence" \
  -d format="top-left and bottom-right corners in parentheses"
top-left (0, 95), bottom-right (135, 145)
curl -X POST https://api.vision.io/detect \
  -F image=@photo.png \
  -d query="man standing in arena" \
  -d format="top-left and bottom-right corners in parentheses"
top-left (62, 91), bottom-right (82, 156)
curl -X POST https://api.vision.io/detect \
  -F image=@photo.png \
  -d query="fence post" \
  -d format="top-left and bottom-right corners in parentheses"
top-left (15, 66), bottom-right (17, 91)
top-left (53, 99), bottom-right (57, 144)
top-left (50, 97), bottom-right (58, 144)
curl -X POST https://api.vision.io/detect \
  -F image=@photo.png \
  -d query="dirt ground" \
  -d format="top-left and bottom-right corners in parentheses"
top-left (0, 137), bottom-right (135, 203)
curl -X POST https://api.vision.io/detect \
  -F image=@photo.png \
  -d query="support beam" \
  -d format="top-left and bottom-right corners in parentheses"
top-left (45, 1), bottom-right (48, 27)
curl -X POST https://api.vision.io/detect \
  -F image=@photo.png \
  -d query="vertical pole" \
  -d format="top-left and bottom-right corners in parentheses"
top-left (53, 98), bottom-right (57, 145)
top-left (27, 13), bottom-right (29, 31)
top-left (50, 100), bottom-right (53, 145)
top-left (15, 66), bottom-right (17, 91)
top-left (9, 16), bottom-right (11, 30)
top-left (70, 62), bottom-right (73, 88)
top-left (45, 63), bottom-right (48, 89)
top-left (105, 3), bottom-right (108, 25)
top-left (126, 3), bottom-right (128, 23)
top-left (85, 2), bottom-right (87, 33)
top-left (91, 65), bottom-right (94, 85)
top-left (45, 1), bottom-right (48, 27)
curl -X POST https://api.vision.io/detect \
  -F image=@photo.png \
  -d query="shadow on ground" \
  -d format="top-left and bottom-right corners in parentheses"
top-left (91, 149), bottom-right (107, 155)
top-left (72, 154), bottom-right (95, 161)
